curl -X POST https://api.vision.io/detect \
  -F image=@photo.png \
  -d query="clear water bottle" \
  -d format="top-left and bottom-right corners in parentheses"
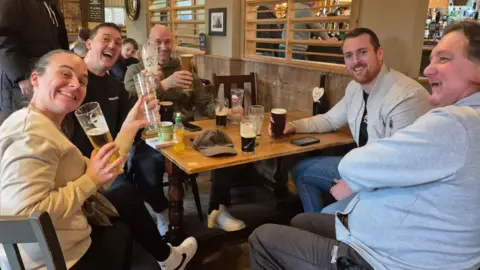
top-left (173, 113), bottom-right (185, 152)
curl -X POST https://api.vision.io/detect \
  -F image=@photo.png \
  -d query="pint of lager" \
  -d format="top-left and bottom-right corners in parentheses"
top-left (181, 54), bottom-right (194, 91)
top-left (240, 116), bottom-right (257, 153)
top-left (75, 102), bottom-right (119, 162)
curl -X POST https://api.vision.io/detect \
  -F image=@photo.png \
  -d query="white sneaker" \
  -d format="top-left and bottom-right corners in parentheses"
top-left (159, 237), bottom-right (198, 270)
top-left (156, 209), bottom-right (169, 236)
top-left (208, 205), bottom-right (246, 232)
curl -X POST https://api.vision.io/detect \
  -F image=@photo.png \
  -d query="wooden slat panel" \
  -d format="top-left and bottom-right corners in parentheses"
top-left (246, 18), bottom-right (288, 24)
top-left (290, 16), bottom-right (351, 24)
top-left (246, 38), bottom-right (285, 44)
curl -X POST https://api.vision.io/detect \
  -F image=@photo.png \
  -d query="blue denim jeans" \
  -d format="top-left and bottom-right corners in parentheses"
top-left (292, 156), bottom-right (343, 213)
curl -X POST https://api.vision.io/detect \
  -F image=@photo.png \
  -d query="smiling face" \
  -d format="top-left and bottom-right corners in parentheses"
top-left (424, 31), bottom-right (480, 107)
top-left (121, 42), bottom-right (137, 59)
top-left (30, 52), bottom-right (88, 116)
top-left (342, 34), bottom-right (384, 86)
top-left (149, 25), bottom-right (174, 65)
top-left (85, 26), bottom-right (122, 72)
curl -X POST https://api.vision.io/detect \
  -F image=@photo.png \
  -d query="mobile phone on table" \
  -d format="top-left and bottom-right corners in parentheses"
top-left (182, 122), bottom-right (202, 132)
top-left (290, 137), bottom-right (320, 147)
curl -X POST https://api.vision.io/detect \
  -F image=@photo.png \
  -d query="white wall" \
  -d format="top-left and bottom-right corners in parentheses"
top-left (358, 0), bottom-right (429, 77)
top-left (124, 0), bottom-right (149, 45)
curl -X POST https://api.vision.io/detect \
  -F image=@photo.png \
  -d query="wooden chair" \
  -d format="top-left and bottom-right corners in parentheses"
top-left (0, 211), bottom-right (66, 270)
top-left (213, 72), bottom-right (258, 106)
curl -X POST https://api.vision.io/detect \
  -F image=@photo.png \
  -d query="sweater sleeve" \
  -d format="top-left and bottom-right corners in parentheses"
top-left (292, 95), bottom-right (348, 133)
top-left (384, 85), bottom-right (432, 136)
top-left (0, 135), bottom-right (97, 221)
top-left (338, 109), bottom-right (467, 192)
top-left (0, 0), bottom-right (29, 84)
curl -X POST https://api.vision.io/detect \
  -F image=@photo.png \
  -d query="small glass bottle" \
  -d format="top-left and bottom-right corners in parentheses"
top-left (173, 113), bottom-right (185, 152)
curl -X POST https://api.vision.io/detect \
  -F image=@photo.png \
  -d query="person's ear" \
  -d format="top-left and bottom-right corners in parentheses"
top-left (30, 72), bottom-right (40, 88)
top-left (86, 39), bottom-right (92, 50)
top-left (377, 47), bottom-right (384, 61)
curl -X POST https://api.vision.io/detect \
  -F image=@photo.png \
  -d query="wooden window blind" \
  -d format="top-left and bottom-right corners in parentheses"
top-left (244, 0), bottom-right (360, 70)
top-left (148, 0), bottom-right (206, 55)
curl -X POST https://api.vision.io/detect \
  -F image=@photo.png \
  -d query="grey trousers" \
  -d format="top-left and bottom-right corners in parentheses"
top-left (249, 213), bottom-right (372, 270)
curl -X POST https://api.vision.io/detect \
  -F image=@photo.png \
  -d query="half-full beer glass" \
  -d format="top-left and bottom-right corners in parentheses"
top-left (134, 73), bottom-right (161, 134)
top-left (240, 116), bottom-right (257, 154)
top-left (75, 102), bottom-right (119, 162)
top-left (215, 98), bottom-right (229, 128)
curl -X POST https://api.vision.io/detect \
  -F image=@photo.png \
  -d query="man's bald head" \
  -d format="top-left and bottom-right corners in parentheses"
top-left (148, 25), bottom-right (174, 65)
top-left (149, 25), bottom-right (172, 40)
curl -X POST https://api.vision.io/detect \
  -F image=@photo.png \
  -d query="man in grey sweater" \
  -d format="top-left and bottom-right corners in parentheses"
top-left (250, 20), bottom-right (480, 270)
top-left (289, 28), bottom-right (431, 213)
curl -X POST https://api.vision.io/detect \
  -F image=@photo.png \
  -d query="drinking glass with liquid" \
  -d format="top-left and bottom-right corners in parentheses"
top-left (134, 73), bottom-right (161, 135)
top-left (215, 97), bottom-right (229, 128)
top-left (248, 105), bottom-right (265, 136)
top-left (142, 44), bottom-right (159, 75)
top-left (75, 102), bottom-right (119, 162)
top-left (240, 116), bottom-right (257, 154)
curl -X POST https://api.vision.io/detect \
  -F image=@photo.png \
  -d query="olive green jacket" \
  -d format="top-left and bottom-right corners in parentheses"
top-left (124, 57), bottom-right (216, 121)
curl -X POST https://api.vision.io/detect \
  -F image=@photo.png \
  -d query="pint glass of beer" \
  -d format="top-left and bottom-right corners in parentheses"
top-left (159, 101), bottom-right (174, 122)
top-left (270, 108), bottom-right (287, 139)
top-left (134, 73), bottom-right (161, 134)
top-left (215, 98), bottom-right (229, 128)
top-left (180, 54), bottom-right (194, 91)
top-left (240, 116), bottom-right (257, 154)
top-left (75, 102), bottom-right (119, 162)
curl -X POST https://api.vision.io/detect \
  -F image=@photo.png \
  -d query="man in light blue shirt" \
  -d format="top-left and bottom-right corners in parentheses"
top-left (249, 20), bottom-right (480, 270)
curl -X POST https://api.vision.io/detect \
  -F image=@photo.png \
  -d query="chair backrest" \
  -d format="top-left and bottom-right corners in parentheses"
top-left (0, 211), bottom-right (66, 270)
top-left (213, 72), bottom-right (257, 107)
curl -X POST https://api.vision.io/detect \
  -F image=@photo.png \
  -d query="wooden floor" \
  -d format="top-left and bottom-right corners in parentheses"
top-left (132, 172), bottom-right (301, 270)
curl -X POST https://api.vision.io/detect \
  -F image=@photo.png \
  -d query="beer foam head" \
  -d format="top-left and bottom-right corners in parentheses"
top-left (181, 54), bottom-right (194, 58)
top-left (160, 101), bottom-right (173, 106)
top-left (241, 123), bottom-right (256, 138)
top-left (215, 107), bottom-right (228, 116)
top-left (86, 127), bottom-right (108, 136)
top-left (271, 108), bottom-right (286, 114)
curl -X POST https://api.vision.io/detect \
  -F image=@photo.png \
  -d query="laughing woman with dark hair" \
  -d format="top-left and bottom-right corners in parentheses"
top-left (0, 50), bottom-right (197, 270)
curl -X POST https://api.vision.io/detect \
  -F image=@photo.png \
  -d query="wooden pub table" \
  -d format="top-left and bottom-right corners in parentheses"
top-left (143, 110), bottom-right (353, 244)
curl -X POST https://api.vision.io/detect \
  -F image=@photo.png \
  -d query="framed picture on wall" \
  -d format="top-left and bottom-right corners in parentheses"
top-left (209, 8), bottom-right (227, 36)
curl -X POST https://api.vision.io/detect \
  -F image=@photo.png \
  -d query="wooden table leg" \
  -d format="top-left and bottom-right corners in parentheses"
top-left (164, 159), bottom-right (186, 246)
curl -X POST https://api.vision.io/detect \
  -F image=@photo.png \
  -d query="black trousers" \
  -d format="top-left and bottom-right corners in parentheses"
top-left (127, 142), bottom-right (169, 213)
top-left (209, 164), bottom-right (254, 213)
top-left (71, 177), bottom-right (170, 270)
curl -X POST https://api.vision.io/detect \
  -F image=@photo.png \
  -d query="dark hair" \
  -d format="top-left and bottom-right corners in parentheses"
top-left (344, 27), bottom-right (381, 52)
top-left (123, 38), bottom-right (139, 51)
top-left (78, 27), bottom-right (91, 41)
top-left (33, 49), bottom-right (80, 76)
top-left (443, 20), bottom-right (480, 62)
top-left (89, 23), bottom-right (122, 40)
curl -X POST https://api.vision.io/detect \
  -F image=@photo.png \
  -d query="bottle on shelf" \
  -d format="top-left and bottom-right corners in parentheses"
top-left (173, 113), bottom-right (185, 152)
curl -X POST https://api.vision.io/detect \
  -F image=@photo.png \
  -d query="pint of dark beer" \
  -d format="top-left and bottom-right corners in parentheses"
top-left (240, 116), bottom-right (257, 153)
top-left (159, 101), bottom-right (174, 122)
top-left (270, 108), bottom-right (287, 139)
top-left (215, 98), bottom-right (228, 128)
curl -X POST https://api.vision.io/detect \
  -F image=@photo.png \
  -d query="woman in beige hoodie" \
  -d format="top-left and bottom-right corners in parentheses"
top-left (0, 50), bottom-right (196, 270)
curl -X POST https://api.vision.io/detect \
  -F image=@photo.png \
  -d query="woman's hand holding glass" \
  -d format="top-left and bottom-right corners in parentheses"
top-left (121, 96), bottom-right (160, 136)
top-left (87, 143), bottom-right (126, 188)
